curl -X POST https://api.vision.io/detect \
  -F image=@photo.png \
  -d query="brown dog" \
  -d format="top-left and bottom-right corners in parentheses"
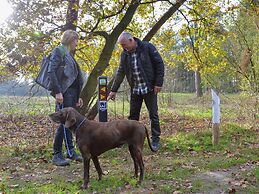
top-left (49, 107), bottom-right (155, 189)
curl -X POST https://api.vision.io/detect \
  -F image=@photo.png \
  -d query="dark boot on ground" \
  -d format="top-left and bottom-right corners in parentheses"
top-left (151, 137), bottom-right (160, 152)
top-left (52, 152), bottom-right (70, 166)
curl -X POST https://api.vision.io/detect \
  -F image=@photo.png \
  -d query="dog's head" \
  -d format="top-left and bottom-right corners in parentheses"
top-left (49, 107), bottom-right (77, 128)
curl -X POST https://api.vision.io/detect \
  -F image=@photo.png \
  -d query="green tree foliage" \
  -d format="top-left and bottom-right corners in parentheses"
top-left (224, 0), bottom-right (258, 94)
top-left (171, 0), bottom-right (230, 93)
top-left (166, 0), bottom-right (258, 94)
top-left (0, 0), bottom-right (257, 115)
top-left (0, 0), bottom-right (187, 114)
top-left (0, 0), bottom-right (68, 79)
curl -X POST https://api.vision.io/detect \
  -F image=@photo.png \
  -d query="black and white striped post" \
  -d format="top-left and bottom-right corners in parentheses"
top-left (98, 76), bottom-right (108, 122)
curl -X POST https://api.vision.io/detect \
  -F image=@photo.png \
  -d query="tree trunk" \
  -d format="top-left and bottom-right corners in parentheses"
top-left (85, 1), bottom-right (187, 119)
top-left (80, 1), bottom-right (140, 115)
top-left (65, 0), bottom-right (79, 31)
top-left (64, 0), bottom-right (79, 57)
top-left (143, 0), bottom-right (187, 41)
top-left (195, 70), bottom-right (203, 97)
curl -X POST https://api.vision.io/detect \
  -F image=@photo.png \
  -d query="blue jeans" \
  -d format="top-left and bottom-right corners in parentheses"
top-left (128, 91), bottom-right (161, 143)
top-left (53, 88), bottom-right (79, 155)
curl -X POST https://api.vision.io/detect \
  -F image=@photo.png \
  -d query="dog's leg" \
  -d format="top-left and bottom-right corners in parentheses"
top-left (81, 157), bottom-right (90, 189)
top-left (135, 148), bottom-right (144, 184)
top-left (129, 145), bottom-right (139, 178)
top-left (92, 156), bottom-right (103, 180)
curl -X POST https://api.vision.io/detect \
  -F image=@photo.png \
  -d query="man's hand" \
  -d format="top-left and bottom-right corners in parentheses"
top-left (107, 92), bottom-right (117, 101)
top-left (55, 93), bottom-right (63, 104)
top-left (154, 86), bottom-right (162, 94)
top-left (76, 98), bottom-right (84, 108)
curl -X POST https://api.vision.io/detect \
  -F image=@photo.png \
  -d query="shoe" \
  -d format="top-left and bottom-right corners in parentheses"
top-left (151, 141), bottom-right (160, 152)
top-left (52, 152), bottom-right (70, 166)
top-left (67, 149), bottom-right (83, 162)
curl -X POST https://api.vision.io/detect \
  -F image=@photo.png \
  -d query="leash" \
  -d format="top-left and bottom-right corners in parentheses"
top-left (75, 118), bottom-right (86, 142)
top-left (57, 103), bottom-right (73, 158)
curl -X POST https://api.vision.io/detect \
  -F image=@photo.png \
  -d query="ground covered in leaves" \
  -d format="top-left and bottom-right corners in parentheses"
top-left (0, 111), bottom-right (258, 194)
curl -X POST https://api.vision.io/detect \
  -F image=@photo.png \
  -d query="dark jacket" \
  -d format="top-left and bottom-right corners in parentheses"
top-left (48, 45), bottom-right (84, 95)
top-left (111, 38), bottom-right (165, 92)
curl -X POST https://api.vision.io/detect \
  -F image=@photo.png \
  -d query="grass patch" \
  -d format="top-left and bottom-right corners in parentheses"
top-left (0, 96), bottom-right (55, 116)
top-left (7, 181), bottom-right (81, 193)
top-left (146, 168), bottom-right (194, 180)
top-left (180, 108), bottom-right (212, 118)
top-left (0, 93), bottom-right (258, 193)
top-left (191, 179), bottom-right (204, 192)
top-left (160, 184), bottom-right (174, 193)
top-left (206, 157), bottom-right (247, 170)
top-left (2, 124), bottom-right (257, 193)
top-left (164, 123), bottom-right (258, 153)
top-left (254, 167), bottom-right (259, 181)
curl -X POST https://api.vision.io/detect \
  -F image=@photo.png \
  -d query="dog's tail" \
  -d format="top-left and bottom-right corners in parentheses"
top-left (144, 125), bottom-right (156, 152)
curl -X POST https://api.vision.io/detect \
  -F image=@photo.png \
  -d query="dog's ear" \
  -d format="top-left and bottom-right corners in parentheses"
top-left (65, 109), bottom-right (76, 128)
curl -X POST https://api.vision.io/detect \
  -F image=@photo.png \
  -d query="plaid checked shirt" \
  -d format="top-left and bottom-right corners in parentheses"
top-left (131, 52), bottom-right (148, 95)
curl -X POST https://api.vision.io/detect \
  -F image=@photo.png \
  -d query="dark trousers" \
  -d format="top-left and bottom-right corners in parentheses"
top-left (53, 88), bottom-right (79, 154)
top-left (128, 91), bottom-right (161, 143)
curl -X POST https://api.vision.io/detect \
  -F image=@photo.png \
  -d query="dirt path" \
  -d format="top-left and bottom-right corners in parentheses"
top-left (192, 161), bottom-right (258, 194)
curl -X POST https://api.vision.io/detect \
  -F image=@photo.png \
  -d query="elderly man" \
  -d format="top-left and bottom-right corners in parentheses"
top-left (108, 32), bottom-right (165, 151)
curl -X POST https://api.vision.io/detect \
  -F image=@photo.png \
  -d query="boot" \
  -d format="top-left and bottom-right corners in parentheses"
top-left (151, 137), bottom-right (160, 152)
top-left (67, 149), bottom-right (83, 162)
top-left (52, 152), bottom-right (70, 166)
top-left (151, 141), bottom-right (160, 152)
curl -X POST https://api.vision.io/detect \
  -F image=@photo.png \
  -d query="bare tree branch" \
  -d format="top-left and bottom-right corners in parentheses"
top-left (143, 0), bottom-right (187, 41)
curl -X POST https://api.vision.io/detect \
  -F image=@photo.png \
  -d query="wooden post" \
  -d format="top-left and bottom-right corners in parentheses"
top-left (211, 89), bottom-right (220, 145)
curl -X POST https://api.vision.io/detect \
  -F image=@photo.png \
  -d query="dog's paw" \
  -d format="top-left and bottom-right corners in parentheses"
top-left (80, 184), bottom-right (88, 190)
top-left (96, 172), bottom-right (104, 181)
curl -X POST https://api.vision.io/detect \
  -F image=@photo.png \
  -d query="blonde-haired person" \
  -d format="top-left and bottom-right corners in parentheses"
top-left (48, 29), bottom-right (84, 166)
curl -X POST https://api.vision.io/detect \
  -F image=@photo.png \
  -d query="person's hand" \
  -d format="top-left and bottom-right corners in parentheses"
top-left (154, 86), bottom-right (162, 94)
top-left (107, 92), bottom-right (117, 101)
top-left (76, 98), bottom-right (83, 108)
top-left (55, 93), bottom-right (63, 104)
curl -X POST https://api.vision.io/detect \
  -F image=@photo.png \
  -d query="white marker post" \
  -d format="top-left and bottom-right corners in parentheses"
top-left (211, 89), bottom-right (220, 145)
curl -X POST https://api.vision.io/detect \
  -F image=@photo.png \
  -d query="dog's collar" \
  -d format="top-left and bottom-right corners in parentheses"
top-left (75, 118), bottom-right (86, 138)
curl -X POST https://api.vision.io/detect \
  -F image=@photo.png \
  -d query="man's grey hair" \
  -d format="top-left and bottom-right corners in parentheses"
top-left (118, 32), bottom-right (133, 42)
